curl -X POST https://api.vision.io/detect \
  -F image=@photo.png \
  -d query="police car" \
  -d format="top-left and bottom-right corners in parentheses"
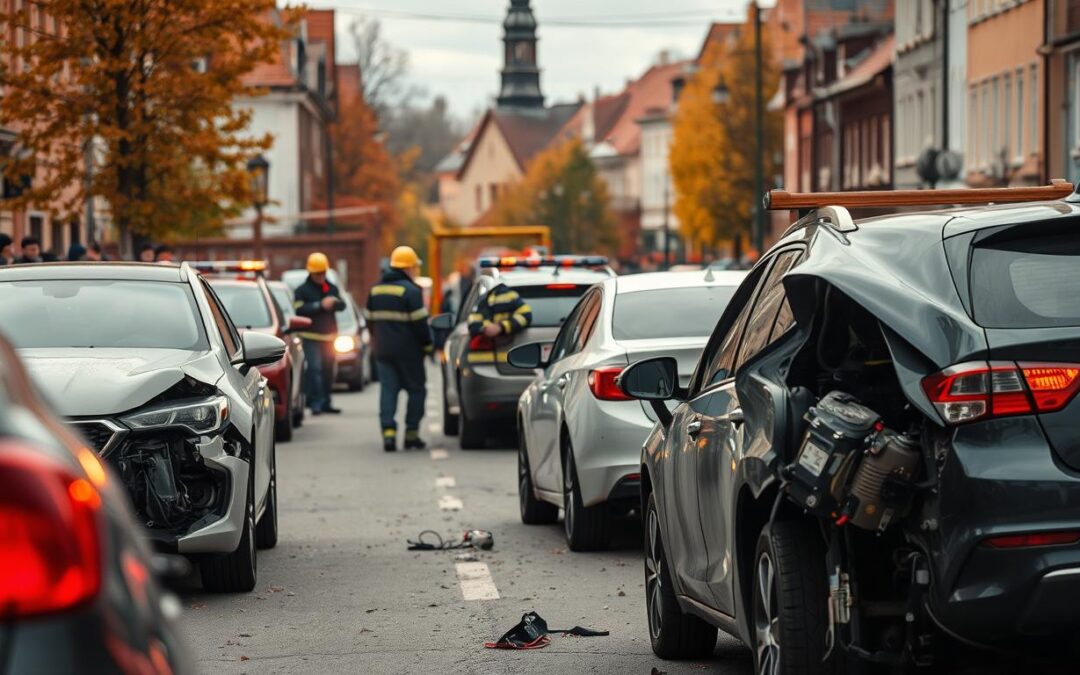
top-left (431, 256), bottom-right (614, 449)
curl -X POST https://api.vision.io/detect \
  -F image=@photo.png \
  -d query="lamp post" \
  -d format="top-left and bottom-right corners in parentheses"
top-left (247, 154), bottom-right (269, 260)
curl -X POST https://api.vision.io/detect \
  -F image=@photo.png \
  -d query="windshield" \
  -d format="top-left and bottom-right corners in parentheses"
top-left (210, 282), bottom-right (273, 329)
top-left (613, 286), bottom-right (737, 340)
top-left (0, 279), bottom-right (207, 349)
top-left (516, 286), bottom-right (590, 327)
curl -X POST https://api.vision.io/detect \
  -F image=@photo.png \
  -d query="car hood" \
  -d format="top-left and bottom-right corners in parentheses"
top-left (18, 348), bottom-right (221, 417)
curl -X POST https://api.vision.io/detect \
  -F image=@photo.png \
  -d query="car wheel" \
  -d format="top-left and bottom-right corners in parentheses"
top-left (458, 389), bottom-right (485, 450)
top-left (200, 466), bottom-right (257, 592)
top-left (255, 443), bottom-right (279, 549)
top-left (753, 521), bottom-right (838, 675)
top-left (519, 427), bottom-right (557, 525)
top-left (645, 492), bottom-right (717, 659)
top-left (275, 387), bottom-right (293, 442)
top-left (562, 441), bottom-right (608, 551)
top-left (443, 387), bottom-right (459, 436)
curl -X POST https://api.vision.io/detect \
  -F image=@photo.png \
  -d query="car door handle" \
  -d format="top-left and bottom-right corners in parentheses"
top-left (722, 409), bottom-right (745, 427)
top-left (686, 419), bottom-right (703, 438)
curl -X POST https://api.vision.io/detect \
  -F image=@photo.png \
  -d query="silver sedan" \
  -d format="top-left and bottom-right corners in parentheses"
top-left (512, 270), bottom-right (746, 550)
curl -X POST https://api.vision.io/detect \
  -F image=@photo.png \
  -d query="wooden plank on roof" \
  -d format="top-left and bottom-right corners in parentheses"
top-left (765, 180), bottom-right (1075, 210)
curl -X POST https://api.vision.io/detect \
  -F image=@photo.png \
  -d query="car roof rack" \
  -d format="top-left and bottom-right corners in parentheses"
top-left (766, 179), bottom-right (1074, 213)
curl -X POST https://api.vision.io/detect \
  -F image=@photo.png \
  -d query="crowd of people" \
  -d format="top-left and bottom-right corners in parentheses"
top-left (0, 234), bottom-right (176, 265)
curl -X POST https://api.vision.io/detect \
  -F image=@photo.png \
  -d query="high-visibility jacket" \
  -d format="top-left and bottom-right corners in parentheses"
top-left (294, 275), bottom-right (346, 341)
top-left (364, 269), bottom-right (433, 360)
top-left (468, 283), bottom-right (532, 337)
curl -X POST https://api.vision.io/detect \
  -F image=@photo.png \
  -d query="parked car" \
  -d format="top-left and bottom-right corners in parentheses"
top-left (199, 262), bottom-right (310, 442)
top-left (334, 291), bottom-right (373, 391)
top-left (267, 279), bottom-right (309, 427)
top-left (0, 331), bottom-right (194, 673)
top-left (619, 184), bottom-right (1080, 671)
top-left (430, 256), bottom-right (615, 449)
top-left (510, 270), bottom-right (745, 550)
top-left (0, 261), bottom-right (285, 593)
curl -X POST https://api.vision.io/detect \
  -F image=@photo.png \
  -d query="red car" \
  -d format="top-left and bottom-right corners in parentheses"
top-left (198, 262), bottom-right (310, 442)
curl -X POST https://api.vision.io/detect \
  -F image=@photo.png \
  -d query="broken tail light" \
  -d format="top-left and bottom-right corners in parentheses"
top-left (922, 361), bottom-right (1080, 425)
top-left (0, 442), bottom-right (102, 617)
top-left (588, 366), bottom-right (632, 401)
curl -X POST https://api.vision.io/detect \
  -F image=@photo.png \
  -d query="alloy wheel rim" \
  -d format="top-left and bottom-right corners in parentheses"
top-left (645, 506), bottom-right (663, 639)
top-left (754, 551), bottom-right (780, 675)
top-left (563, 454), bottom-right (575, 537)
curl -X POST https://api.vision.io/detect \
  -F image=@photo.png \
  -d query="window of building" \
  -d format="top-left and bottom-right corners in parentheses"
top-left (1030, 63), bottom-right (1039, 156)
top-left (50, 220), bottom-right (63, 254)
top-left (882, 116), bottom-right (892, 182)
top-left (1015, 68), bottom-right (1025, 160)
top-left (1003, 73), bottom-right (1011, 160)
top-left (982, 82), bottom-right (991, 169)
top-left (29, 214), bottom-right (43, 241)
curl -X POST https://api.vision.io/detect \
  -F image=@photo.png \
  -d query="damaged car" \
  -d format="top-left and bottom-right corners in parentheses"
top-left (0, 261), bottom-right (285, 593)
top-left (620, 181), bottom-right (1080, 671)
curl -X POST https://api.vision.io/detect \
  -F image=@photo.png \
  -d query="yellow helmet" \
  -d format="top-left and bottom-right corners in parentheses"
top-left (306, 252), bottom-right (330, 273)
top-left (390, 246), bottom-right (421, 270)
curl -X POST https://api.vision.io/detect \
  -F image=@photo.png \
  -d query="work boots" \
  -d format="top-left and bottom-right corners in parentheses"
top-left (383, 429), bottom-right (397, 452)
top-left (404, 430), bottom-right (426, 451)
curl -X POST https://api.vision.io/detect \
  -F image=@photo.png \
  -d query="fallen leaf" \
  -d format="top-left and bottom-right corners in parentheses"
top-left (239, 633), bottom-right (251, 638)
top-left (617, 591), bottom-right (626, 597)
top-left (190, 603), bottom-right (206, 610)
top-left (240, 656), bottom-right (250, 662)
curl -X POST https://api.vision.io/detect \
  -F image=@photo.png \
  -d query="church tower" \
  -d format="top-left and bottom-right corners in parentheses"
top-left (497, 0), bottom-right (544, 110)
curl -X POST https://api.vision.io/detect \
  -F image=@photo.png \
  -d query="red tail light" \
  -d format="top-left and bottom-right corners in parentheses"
top-left (0, 443), bottom-right (102, 617)
top-left (922, 361), bottom-right (1080, 425)
top-left (546, 283), bottom-right (577, 290)
top-left (984, 531), bottom-right (1080, 549)
top-left (469, 334), bottom-right (495, 351)
top-left (588, 366), bottom-right (632, 401)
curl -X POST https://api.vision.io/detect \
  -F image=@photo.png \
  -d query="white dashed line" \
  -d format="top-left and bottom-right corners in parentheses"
top-left (456, 562), bottom-right (500, 601)
top-left (438, 495), bottom-right (463, 511)
top-left (430, 448), bottom-right (449, 460)
top-left (435, 476), bottom-right (456, 488)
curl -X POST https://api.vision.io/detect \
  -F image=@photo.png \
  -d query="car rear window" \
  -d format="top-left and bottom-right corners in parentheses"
top-left (971, 232), bottom-right (1080, 329)
top-left (210, 282), bottom-right (273, 329)
top-left (516, 285), bottom-right (590, 327)
top-left (613, 286), bottom-right (737, 340)
top-left (337, 300), bottom-right (359, 332)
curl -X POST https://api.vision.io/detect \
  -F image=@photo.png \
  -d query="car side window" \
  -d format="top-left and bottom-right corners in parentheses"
top-left (548, 297), bottom-right (587, 364)
top-left (201, 281), bottom-right (241, 358)
top-left (736, 250), bottom-right (803, 367)
top-left (457, 283), bottom-right (486, 325)
top-left (697, 264), bottom-right (770, 389)
top-left (770, 297), bottom-right (795, 342)
top-left (574, 290), bottom-right (602, 351)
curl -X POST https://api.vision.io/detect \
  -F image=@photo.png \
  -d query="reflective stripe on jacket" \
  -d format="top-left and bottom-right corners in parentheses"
top-left (467, 283), bottom-right (533, 337)
top-left (364, 269), bottom-right (432, 361)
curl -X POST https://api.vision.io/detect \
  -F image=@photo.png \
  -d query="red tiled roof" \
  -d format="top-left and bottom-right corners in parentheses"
top-left (599, 61), bottom-right (687, 156)
top-left (457, 104), bottom-right (582, 179)
top-left (242, 9), bottom-right (296, 88)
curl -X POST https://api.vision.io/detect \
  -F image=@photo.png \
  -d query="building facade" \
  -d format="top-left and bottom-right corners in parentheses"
top-left (894, 0), bottom-right (945, 188)
top-left (1046, 0), bottom-right (1080, 183)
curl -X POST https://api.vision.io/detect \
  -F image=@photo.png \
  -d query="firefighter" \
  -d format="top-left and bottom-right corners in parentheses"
top-left (467, 282), bottom-right (533, 357)
top-left (294, 252), bottom-right (346, 415)
top-left (366, 246), bottom-right (432, 451)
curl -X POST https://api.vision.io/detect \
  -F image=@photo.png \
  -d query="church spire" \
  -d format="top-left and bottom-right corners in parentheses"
top-left (497, 0), bottom-right (544, 110)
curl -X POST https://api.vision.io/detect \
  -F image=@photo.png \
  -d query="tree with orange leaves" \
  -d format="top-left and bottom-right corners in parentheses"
top-left (670, 12), bottom-right (782, 258)
top-left (0, 0), bottom-right (291, 253)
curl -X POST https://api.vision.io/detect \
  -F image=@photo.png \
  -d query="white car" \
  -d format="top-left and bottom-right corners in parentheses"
top-left (511, 270), bottom-right (746, 550)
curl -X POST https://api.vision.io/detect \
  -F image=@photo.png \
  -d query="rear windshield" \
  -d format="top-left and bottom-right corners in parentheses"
top-left (971, 233), bottom-right (1080, 329)
top-left (0, 279), bottom-right (207, 349)
top-left (337, 300), bottom-right (358, 332)
top-left (210, 283), bottom-right (273, 329)
top-left (613, 286), bottom-right (737, 340)
top-left (516, 286), bottom-right (590, 327)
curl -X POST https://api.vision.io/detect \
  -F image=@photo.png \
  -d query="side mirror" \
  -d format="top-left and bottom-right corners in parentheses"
top-left (286, 315), bottom-right (312, 333)
top-left (239, 331), bottom-right (287, 367)
top-left (618, 357), bottom-right (679, 401)
top-left (507, 342), bottom-right (547, 369)
top-left (430, 313), bottom-right (455, 331)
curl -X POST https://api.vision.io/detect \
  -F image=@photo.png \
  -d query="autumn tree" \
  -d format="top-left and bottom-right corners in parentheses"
top-left (346, 16), bottom-right (418, 120)
top-left (670, 11), bottom-right (782, 257)
top-left (489, 138), bottom-right (617, 254)
top-left (0, 0), bottom-right (292, 253)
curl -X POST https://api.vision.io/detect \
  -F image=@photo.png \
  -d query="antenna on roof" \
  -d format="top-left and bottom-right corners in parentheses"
top-left (703, 267), bottom-right (715, 282)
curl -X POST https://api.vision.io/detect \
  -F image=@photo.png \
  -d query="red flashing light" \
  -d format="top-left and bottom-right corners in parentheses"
top-left (588, 366), bottom-right (632, 401)
top-left (546, 283), bottom-right (577, 290)
top-left (922, 361), bottom-right (1080, 425)
top-left (0, 443), bottom-right (102, 618)
top-left (984, 531), bottom-right (1080, 549)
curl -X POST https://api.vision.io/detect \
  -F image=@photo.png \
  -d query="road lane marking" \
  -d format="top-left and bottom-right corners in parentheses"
top-left (456, 562), bottom-right (500, 601)
top-left (435, 476), bottom-right (456, 488)
top-left (439, 495), bottom-right (463, 511)
top-left (430, 448), bottom-right (449, 460)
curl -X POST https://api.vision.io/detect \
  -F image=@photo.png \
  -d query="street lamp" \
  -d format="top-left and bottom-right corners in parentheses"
top-left (247, 154), bottom-right (269, 260)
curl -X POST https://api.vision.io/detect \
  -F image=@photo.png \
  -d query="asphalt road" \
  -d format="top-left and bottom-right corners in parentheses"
top-left (180, 366), bottom-right (754, 674)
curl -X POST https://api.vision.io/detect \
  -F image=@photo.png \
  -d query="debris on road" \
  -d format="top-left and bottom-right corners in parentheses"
top-left (484, 612), bottom-right (608, 650)
top-left (406, 529), bottom-right (494, 551)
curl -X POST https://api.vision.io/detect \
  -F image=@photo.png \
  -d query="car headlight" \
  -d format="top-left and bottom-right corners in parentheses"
top-left (334, 335), bottom-right (356, 354)
top-left (121, 396), bottom-right (229, 435)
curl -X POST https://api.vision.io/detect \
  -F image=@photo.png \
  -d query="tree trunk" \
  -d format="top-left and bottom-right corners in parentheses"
top-left (731, 232), bottom-right (743, 263)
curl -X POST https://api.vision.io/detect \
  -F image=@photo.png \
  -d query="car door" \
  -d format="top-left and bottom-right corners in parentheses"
top-left (529, 294), bottom-right (592, 494)
top-left (695, 249), bottom-right (804, 612)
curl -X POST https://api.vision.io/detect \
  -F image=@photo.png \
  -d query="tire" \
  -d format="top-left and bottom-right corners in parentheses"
top-left (293, 393), bottom-right (304, 428)
top-left (752, 521), bottom-right (839, 675)
top-left (275, 389), bottom-right (293, 442)
top-left (201, 466), bottom-right (257, 593)
top-left (562, 441), bottom-right (608, 551)
top-left (443, 389), bottom-right (459, 437)
top-left (255, 442), bottom-right (279, 549)
top-left (644, 492), bottom-right (718, 659)
top-left (519, 427), bottom-right (557, 525)
top-left (458, 391), bottom-right (485, 450)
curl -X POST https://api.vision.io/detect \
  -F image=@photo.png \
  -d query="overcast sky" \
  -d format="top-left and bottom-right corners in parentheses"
top-left (312, 0), bottom-right (760, 121)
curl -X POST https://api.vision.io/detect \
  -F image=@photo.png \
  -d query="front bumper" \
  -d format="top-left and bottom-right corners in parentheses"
top-left (927, 416), bottom-right (1080, 644)
top-left (459, 364), bottom-right (531, 422)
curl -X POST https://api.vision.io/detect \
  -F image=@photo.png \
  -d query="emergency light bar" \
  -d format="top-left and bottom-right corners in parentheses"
top-left (478, 255), bottom-right (609, 269)
top-left (190, 260), bottom-right (267, 275)
top-left (765, 179), bottom-right (1074, 211)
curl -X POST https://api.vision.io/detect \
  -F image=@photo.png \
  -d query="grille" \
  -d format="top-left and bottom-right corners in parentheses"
top-left (70, 420), bottom-right (121, 455)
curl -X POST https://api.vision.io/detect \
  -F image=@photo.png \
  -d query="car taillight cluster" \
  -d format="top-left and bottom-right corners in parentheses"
top-left (0, 443), bottom-right (102, 617)
top-left (588, 366), bottom-right (632, 401)
top-left (922, 361), bottom-right (1080, 425)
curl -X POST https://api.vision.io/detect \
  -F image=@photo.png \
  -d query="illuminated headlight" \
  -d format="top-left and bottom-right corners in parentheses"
top-left (334, 335), bottom-right (356, 354)
top-left (121, 396), bottom-right (229, 435)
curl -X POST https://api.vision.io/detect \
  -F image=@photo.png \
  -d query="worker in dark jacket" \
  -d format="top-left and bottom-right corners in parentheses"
top-left (294, 252), bottom-right (346, 415)
top-left (366, 246), bottom-right (432, 451)
top-left (467, 283), bottom-right (533, 347)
